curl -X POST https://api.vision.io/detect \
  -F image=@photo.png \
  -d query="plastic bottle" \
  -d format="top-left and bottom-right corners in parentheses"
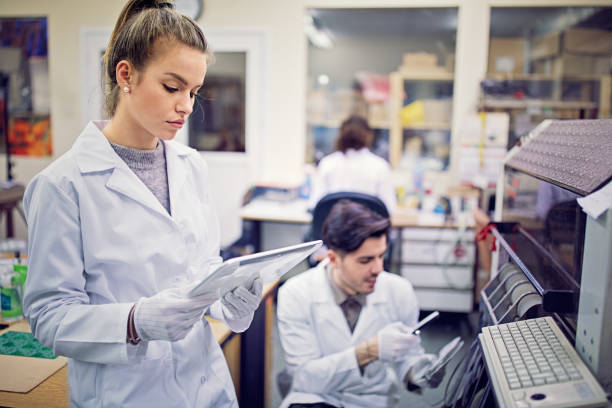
top-left (299, 173), bottom-right (311, 200)
top-left (0, 258), bottom-right (27, 322)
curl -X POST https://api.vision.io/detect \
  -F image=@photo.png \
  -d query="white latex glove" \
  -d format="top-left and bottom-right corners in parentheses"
top-left (134, 285), bottom-right (218, 342)
top-left (220, 277), bottom-right (263, 320)
top-left (377, 321), bottom-right (421, 362)
top-left (409, 353), bottom-right (445, 388)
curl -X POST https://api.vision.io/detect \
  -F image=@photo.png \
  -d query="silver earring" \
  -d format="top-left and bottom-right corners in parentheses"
top-left (123, 86), bottom-right (129, 93)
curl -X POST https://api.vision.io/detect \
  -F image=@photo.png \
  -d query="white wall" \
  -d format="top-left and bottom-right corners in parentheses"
top-left (0, 0), bottom-right (307, 245)
top-left (0, 1), bottom-right (125, 241)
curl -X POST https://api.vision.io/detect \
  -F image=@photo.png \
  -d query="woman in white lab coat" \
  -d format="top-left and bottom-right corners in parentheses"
top-left (308, 115), bottom-right (397, 213)
top-left (23, 1), bottom-right (261, 406)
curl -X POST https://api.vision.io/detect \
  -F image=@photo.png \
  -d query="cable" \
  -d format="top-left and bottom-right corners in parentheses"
top-left (443, 335), bottom-right (487, 408)
top-left (439, 225), bottom-right (473, 291)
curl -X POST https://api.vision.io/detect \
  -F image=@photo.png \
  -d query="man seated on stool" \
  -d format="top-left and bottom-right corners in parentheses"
top-left (277, 199), bottom-right (445, 408)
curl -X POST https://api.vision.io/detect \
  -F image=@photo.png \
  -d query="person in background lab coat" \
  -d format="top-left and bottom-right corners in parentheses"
top-left (308, 115), bottom-right (397, 214)
top-left (277, 200), bottom-right (444, 408)
top-left (22, 1), bottom-right (261, 406)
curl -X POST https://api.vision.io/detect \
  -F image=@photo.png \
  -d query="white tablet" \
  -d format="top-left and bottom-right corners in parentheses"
top-left (426, 336), bottom-right (464, 380)
top-left (188, 240), bottom-right (323, 297)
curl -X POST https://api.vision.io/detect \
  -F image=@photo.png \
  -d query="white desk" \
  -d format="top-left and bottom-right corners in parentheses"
top-left (240, 197), bottom-right (476, 227)
top-left (239, 198), bottom-right (311, 224)
top-left (239, 199), bottom-right (311, 252)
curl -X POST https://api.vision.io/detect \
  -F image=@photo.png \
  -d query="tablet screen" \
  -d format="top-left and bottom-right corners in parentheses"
top-left (188, 240), bottom-right (322, 297)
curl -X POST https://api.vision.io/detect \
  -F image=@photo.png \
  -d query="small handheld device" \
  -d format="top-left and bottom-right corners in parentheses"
top-left (411, 311), bottom-right (440, 334)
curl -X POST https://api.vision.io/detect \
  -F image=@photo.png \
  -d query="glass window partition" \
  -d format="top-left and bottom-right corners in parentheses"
top-left (484, 6), bottom-right (612, 147)
top-left (189, 51), bottom-right (246, 152)
top-left (305, 7), bottom-right (458, 175)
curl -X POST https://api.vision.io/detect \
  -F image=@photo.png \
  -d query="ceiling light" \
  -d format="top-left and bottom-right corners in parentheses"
top-left (304, 14), bottom-right (333, 49)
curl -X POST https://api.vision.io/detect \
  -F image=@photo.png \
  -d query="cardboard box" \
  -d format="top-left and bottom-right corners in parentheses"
top-left (367, 101), bottom-right (388, 127)
top-left (402, 52), bottom-right (438, 70)
top-left (445, 53), bottom-right (455, 73)
top-left (423, 98), bottom-right (452, 124)
top-left (530, 32), bottom-right (561, 60)
top-left (529, 28), bottom-right (612, 72)
top-left (564, 28), bottom-right (612, 55)
top-left (560, 53), bottom-right (612, 75)
top-left (488, 38), bottom-right (525, 74)
top-left (534, 53), bottom-right (612, 76)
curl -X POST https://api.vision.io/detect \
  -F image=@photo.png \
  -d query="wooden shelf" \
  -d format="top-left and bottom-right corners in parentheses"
top-left (389, 71), bottom-right (455, 168)
top-left (395, 70), bottom-right (454, 81)
top-left (308, 121), bottom-right (451, 132)
top-left (480, 74), bottom-right (612, 118)
top-left (481, 99), bottom-right (598, 110)
top-left (403, 122), bottom-right (451, 131)
top-left (485, 73), bottom-right (608, 82)
top-left (308, 120), bottom-right (390, 129)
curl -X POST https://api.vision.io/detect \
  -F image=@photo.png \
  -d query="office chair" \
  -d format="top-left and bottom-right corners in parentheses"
top-left (310, 191), bottom-right (389, 240)
top-left (308, 191), bottom-right (393, 270)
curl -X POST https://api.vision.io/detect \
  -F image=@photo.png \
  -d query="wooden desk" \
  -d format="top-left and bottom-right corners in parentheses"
top-left (0, 184), bottom-right (25, 238)
top-left (0, 320), bottom-right (68, 408)
top-left (0, 281), bottom-right (278, 408)
top-left (239, 281), bottom-right (279, 408)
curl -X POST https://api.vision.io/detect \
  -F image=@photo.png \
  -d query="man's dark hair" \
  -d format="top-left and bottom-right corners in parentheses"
top-left (322, 199), bottom-right (391, 254)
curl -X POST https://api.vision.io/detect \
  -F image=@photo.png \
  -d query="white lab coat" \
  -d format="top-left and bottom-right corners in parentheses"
top-left (308, 148), bottom-right (397, 213)
top-left (277, 260), bottom-right (423, 408)
top-left (23, 121), bottom-right (238, 407)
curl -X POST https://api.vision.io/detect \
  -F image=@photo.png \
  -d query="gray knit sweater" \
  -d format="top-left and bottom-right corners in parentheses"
top-left (109, 140), bottom-right (170, 214)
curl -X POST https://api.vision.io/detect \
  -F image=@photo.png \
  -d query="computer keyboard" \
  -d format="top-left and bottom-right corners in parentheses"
top-left (479, 316), bottom-right (608, 407)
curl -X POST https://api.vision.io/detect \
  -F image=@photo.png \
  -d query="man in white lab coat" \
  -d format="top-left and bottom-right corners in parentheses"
top-left (277, 199), bottom-right (444, 408)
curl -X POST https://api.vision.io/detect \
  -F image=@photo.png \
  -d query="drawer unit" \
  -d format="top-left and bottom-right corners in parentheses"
top-left (413, 288), bottom-right (474, 312)
top-left (397, 226), bottom-right (475, 313)
top-left (401, 264), bottom-right (473, 289)
top-left (401, 240), bottom-right (475, 265)
top-left (401, 227), bottom-right (475, 241)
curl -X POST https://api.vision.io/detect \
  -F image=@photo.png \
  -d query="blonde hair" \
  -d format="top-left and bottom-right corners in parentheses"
top-left (102, 0), bottom-right (210, 118)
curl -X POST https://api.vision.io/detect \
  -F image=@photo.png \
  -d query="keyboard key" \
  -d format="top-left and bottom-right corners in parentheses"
top-left (569, 372), bottom-right (583, 380)
top-left (494, 339), bottom-right (509, 357)
top-left (552, 366), bottom-right (565, 375)
top-left (545, 376), bottom-right (557, 384)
